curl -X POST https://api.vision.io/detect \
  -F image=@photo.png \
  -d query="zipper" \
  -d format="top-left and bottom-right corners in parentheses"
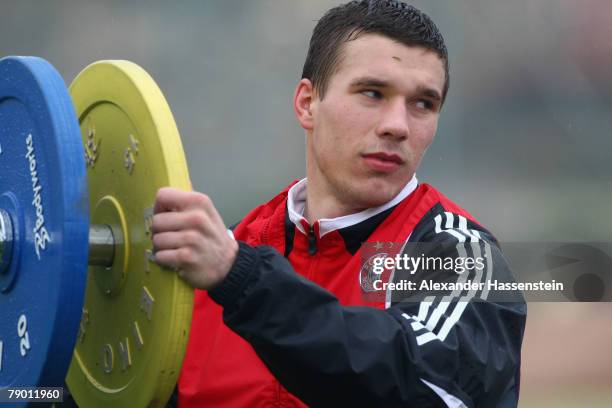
top-left (307, 224), bottom-right (317, 255)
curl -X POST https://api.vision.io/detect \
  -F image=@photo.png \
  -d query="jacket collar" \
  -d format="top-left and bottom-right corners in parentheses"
top-left (287, 175), bottom-right (418, 238)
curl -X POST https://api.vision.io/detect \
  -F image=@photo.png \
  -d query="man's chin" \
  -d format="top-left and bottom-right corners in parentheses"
top-left (350, 185), bottom-right (403, 209)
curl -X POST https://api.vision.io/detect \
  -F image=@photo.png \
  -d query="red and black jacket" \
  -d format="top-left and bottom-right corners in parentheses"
top-left (177, 181), bottom-right (526, 407)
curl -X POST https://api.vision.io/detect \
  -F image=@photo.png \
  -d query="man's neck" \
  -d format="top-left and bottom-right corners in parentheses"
top-left (303, 192), bottom-right (364, 224)
top-left (286, 176), bottom-right (418, 238)
top-left (296, 176), bottom-right (419, 225)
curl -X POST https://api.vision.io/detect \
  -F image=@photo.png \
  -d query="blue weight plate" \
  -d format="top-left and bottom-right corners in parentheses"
top-left (0, 56), bottom-right (89, 394)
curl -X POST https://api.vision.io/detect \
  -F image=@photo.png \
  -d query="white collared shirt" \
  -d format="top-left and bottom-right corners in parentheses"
top-left (287, 175), bottom-right (418, 237)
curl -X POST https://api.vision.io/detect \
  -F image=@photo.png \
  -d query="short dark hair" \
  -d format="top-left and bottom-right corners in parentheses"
top-left (302, 0), bottom-right (449, 102)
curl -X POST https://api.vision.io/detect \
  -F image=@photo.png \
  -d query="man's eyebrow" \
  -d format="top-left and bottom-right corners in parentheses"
top-left (349, 77), bottom-right (389, 88)
top-left (417, 86), bottom-right (442, 101)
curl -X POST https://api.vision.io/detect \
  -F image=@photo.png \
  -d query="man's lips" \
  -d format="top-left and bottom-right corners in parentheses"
top-left (362, 152), bottom-right (405, 164)
top-left (361, 152), bottom-right (405, 173)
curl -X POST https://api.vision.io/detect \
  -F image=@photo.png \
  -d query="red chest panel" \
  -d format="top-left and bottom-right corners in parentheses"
top-left (178, 183), bottom-right (471, 407)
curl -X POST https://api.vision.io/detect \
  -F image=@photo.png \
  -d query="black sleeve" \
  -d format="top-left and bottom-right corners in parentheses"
top-left (209, 217), bottom-right (526, 408)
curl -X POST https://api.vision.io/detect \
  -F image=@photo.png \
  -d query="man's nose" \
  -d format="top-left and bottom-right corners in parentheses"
top-left (375, 99), bottom-right (409, 141)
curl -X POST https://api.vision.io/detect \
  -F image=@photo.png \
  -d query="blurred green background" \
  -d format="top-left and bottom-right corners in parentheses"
top-left (1, 0), bottom-right (611, 405)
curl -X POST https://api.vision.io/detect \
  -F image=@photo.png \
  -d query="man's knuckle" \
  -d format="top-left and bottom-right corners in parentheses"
top-left (188, 211), bottom-right (207, 230)
top-left (200, 193), bottom-right (213, 207)
top-left (184, 230), bottom-right (202, 246)
top-left (178, 247), bottom-right (196, 265)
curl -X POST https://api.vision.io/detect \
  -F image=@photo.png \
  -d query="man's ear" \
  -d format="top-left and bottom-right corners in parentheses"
top-left (293, 78), bottom-right (316, 131)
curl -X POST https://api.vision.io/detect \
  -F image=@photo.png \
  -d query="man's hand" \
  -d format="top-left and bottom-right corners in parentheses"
top-left (151, 187), bottom-right (238, 290)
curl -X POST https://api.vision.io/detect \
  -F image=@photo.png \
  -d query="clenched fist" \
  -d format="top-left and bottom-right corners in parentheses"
top-left (151, 187), bottom-right (239, 290)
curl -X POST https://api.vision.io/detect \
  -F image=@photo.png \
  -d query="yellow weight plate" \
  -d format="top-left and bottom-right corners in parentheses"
top-left (66, 60), bottom-right (193, 408)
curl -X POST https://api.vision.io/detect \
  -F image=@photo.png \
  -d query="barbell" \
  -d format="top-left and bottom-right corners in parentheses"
top-left (0, 56), bottom-right (194, 407)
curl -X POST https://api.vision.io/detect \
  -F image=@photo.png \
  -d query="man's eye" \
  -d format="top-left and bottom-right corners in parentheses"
top-left (415, 99), bottom-right (435, 111)
top-left (361, 90), bottom-right (382, 99)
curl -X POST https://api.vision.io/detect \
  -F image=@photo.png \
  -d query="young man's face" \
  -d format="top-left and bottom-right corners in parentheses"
top-left (302, 33), bottom-right (446, 213)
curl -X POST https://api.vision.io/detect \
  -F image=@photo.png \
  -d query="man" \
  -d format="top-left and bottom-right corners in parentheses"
top-left (153, 1), bottom-right (526, 407)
